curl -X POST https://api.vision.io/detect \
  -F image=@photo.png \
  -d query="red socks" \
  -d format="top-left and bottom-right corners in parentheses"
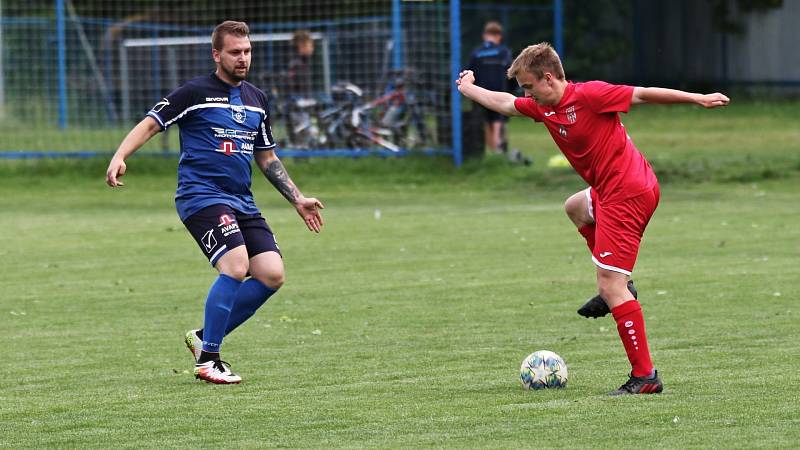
top-left (611, 300), bottom-right (654, 377)
top-left (578, 224), bottom-right (595, 253)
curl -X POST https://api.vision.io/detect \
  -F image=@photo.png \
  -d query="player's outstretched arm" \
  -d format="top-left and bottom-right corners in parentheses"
top-left (631, 87), bottom-right (730, 108)
top-left (105, 116), bottom-right (161, 187)
top-left (255, 150), bottom-right (324, 233)
top-left (456, 70), bottom-right (521, 116)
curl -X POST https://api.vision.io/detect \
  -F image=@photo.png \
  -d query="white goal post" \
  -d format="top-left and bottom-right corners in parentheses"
top-left (119, 31), bottom-right (332, 122)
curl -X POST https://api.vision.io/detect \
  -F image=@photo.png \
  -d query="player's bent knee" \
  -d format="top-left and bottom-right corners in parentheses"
top-left (216, 247), bottom-right (250, 281)
top-left (221, 263), bottom-right (249, 281)
top-left (248, 251), bottom-right (284, 289)
top-left (564, 192), bottom-right (590, 226)
top-left (255, 269), bottom-right (284, 290)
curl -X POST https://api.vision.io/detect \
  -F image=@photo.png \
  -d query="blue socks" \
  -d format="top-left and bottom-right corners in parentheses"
top-left (225, 278), bottom-right (277, 335)
top-left (201, 274), bottom-right (242, 353)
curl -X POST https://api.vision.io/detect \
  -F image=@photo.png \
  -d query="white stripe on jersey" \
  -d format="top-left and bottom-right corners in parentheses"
top-left (146, 111), bottom-right (166, 128)
top-left (260, 120), bottom-right (274, 147)
top-left (162, 103), bottom-right (267, 128)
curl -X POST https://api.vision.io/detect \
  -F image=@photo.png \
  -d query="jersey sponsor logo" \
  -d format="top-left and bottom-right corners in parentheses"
top-left (220, 140), bottom-right (236, 155)
top-left (231, 104), bottom-right (247, 124)
top-left (215, 139), bottom-right (253, 155)
top-left (206, 97), bottom-right (229, 102)
top-left (218, 214), bottom-right (241, 237)
top-left (218, 214), bottom-right (235, 226)
top-left (599, 251), bottom-right (613, 257)
top-left (202, 229), bottom-right (217, 253)
top-left (211, 127), bottom-right (257, 141)
top-left (566, 106), bottom-right (577, 123)
top-left (624, 320), bottom-right (634, 327)
top-left (558, 125), bottom-right (568, 138)
top-left (151, 98), bottom-right (169, 113)
top-left (544, 111), bottom-right (556, 117)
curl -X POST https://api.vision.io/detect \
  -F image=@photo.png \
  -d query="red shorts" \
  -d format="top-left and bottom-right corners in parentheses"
top-left (587, 184), bottom-right (660, 275)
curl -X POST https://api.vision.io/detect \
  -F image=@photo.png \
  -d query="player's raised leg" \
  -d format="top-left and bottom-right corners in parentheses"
top-left (565, 188), bottom-right (617, 318)
top-left (567, 188), bottom-right (642, 318)
top-left (225, 250), bottom-right (283, 335)
top-left (564, 188), bottom-right (595, 251)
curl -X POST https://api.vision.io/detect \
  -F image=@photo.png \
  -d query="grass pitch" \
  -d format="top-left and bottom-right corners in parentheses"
top-left (2, 168), bottom-right (798, 447)
top-left (2, 102), bottom-right (799, 447)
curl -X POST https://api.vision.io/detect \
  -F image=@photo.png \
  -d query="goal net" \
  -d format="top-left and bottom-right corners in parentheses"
top-left (0, 0), bottom-right (457, 159)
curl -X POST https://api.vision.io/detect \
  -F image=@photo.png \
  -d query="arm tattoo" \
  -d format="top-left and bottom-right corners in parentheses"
top-left (264, 160), bottom-right (301, 203)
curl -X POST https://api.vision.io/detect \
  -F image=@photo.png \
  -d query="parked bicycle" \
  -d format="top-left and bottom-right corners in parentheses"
top-left (364, 68), bottom-right (432, 149)
top-left (262, 68), bottom-right (434, 152)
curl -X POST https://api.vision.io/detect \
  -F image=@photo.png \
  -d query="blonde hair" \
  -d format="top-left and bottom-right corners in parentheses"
top-left (211, 21), bottom-right (250, 51)
top-left (507, 42), bottom-right (565, 81)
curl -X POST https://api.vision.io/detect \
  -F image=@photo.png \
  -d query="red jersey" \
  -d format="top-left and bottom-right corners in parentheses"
top-left (514, 81), bottom-right (657, 203)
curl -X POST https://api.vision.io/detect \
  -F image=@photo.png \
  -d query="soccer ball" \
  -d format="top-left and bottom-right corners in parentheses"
top-left (520, 350), bottom-right (568, 390)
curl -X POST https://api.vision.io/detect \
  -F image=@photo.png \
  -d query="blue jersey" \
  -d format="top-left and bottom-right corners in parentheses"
top-left (146, 73), bottom-right (276, 221)
top-left (466, 41), bottom-right (514, 93)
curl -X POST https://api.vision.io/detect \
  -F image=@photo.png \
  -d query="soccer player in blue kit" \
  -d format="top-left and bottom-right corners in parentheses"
top-left (105, 21), bottom-right (324, 384)
top-left (465, 21), bottom-right (513, 153)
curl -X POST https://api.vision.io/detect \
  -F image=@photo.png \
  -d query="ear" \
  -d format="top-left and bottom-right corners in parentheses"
top-left (212, 48), bottom-right (221, 64)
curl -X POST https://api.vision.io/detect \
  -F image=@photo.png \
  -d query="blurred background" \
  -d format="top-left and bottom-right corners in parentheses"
top-left (0, 0), bottom-right (797, 162)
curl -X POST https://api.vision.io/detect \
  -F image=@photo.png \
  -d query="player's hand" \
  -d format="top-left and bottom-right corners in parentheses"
top-left (456, 70), bottom-right (475, 92)
top-left (106, 157), bottom-right (127, 187)
top-left (294, 196), bottom-right (325, 233)
top-left (698, 93), bottom-right (730, 108)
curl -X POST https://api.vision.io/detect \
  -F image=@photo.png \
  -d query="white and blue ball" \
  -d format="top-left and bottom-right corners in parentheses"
top-left (520, 350), bottom-right (568, 390)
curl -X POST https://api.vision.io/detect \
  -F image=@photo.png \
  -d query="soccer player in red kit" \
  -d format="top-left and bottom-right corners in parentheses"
top-left (456, 42), bottom-right (729, 395)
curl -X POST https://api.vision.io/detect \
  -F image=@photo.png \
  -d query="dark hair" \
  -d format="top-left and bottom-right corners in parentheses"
top-left (212, 21), bottom-right (250, 51)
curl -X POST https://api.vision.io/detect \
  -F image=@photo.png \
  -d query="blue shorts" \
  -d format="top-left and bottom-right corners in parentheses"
top-left (183, 204), bottom-right (281, 267)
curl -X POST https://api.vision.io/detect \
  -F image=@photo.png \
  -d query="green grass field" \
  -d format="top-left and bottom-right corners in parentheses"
top-left (2, 103), bottom-right (800, 447)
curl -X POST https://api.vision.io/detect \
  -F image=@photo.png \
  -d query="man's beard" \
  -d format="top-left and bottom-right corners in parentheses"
top-left (222, 63), bottom-right (249, 82)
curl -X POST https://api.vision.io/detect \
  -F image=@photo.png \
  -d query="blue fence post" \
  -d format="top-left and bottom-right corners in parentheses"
top-left (392, 0), bottom-right (403, 69)
top-left (553, 0), bottom-right (563, 57)
top-left (450, 0), bottom-right (462, 167)
top-left (56, 0), bottom-right (68, 129)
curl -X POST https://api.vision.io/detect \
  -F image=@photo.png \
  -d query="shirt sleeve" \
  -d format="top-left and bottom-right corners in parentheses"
top-left (580, 80), bottom-right (634, 114)
top-left (254, 90), bottom-right (277, 151)
top-left (513, 97), bottom-right (543, 122)
top-left (145, 84), bottom-right (195, 130)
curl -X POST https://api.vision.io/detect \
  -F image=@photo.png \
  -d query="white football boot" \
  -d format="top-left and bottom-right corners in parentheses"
top-left (194, 360), bottom-right (242, 384)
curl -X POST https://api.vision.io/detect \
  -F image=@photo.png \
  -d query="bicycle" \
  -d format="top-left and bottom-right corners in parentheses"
top-left (317, 82), bottom-right (401, 152)
top-left (362, 68), bottom-right (432, 149)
